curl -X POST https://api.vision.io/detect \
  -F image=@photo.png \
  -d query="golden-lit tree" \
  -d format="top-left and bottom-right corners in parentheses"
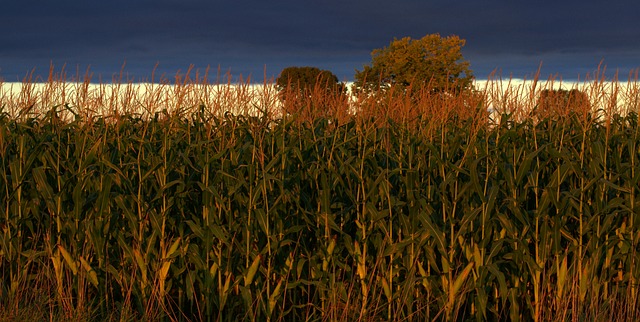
top-left (353, 34), bottom-right (474, 94)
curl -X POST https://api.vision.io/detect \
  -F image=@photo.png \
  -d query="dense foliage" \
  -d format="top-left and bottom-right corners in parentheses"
top-left (1, 105), bottom-right (639, 321)
top-left (536, 88), bottom-right (592, 118)
top-left (353, 34), bottom-right (474, 94)
top-left (275, 66), bottom-right (347, 117)
top-left (275, 66), bottom-right (344, 94)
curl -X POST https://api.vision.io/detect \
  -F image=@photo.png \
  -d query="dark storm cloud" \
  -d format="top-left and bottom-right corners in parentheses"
top-left (1, 0), bottom-right (639, 82)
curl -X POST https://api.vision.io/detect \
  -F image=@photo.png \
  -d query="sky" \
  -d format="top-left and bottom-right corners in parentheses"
top-left (1, 0), bottom-right (639, 83)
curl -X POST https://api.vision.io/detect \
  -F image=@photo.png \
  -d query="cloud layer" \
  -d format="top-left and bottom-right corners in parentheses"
top-left (1, 0), bottom-right (639, 82)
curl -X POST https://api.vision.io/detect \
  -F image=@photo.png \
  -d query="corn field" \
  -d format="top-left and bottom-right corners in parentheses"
top-left (1, 67), bottom-right (640, 321)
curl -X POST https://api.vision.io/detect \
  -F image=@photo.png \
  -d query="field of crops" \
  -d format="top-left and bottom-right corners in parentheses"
top-left (1, 68), bottom-right (640, 321)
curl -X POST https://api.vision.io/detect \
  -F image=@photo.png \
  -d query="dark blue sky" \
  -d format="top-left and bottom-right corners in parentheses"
top-left (1, 0), bottom-right (638, 83)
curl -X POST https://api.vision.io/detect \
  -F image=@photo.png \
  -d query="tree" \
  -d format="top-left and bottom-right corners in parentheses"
top-left (536, 88), bottom-right (591, 118)
top-left (353, 34), bottom-right (474, 94)
top-left (276, 66), bottom-right (345, 98)
top-left (275, 66), bottom-right (347, 118)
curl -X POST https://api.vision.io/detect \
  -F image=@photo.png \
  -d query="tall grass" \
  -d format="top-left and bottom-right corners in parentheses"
top-left (1, 65), bottom-right (639, 321)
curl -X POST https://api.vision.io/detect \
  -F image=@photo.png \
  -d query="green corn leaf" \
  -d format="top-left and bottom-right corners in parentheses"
top-left (244, 254), bottom-right (262, 287)
top-left (79, 256), bottom-right (99, 287)
top-left (58, 244), bottom-right (77, 275)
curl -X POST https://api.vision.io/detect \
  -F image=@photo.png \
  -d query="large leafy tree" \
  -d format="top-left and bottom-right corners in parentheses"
top-left (353, 34), bottom-right (474, 94)
top-left (276, 66), bottom-right (345, 97)
top-left (276, 66), bottom-right (346, 118)
top-left (536, 88), bottom-right (591, 117)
